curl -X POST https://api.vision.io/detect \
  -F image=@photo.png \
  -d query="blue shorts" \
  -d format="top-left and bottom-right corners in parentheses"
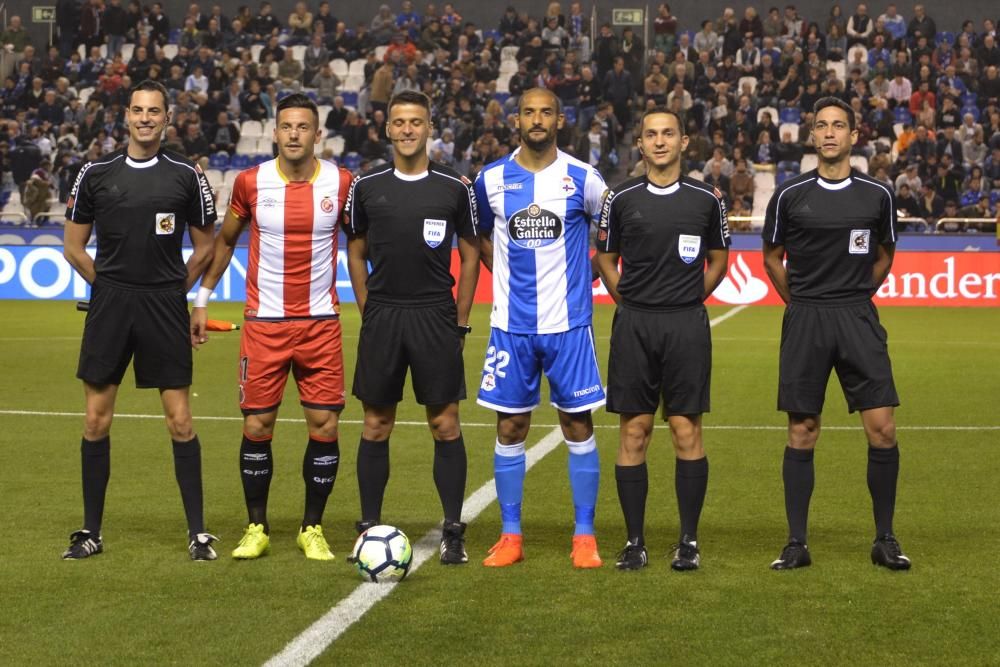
top-left (476, 326), bottom-right (606, 414)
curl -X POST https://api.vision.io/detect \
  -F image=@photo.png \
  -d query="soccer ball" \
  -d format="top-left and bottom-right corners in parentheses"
top-left (351, 525), bottom-right (412, 582)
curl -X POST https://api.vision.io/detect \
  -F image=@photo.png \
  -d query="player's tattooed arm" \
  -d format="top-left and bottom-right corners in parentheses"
top-left (703, 248), bottom-right (729, 300)
top-left (762, 241), bottom-right (791, 303)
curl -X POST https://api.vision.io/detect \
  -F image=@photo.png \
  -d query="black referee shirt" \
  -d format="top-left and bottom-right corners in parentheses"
top-left (597, 175), bottom-right (731, 310)
top-left (66, 149), bottom-right (217, 287)
top-left (762, 169), bottom-right (897, 304)
top-left (343, 162), bottom-right (478, 306)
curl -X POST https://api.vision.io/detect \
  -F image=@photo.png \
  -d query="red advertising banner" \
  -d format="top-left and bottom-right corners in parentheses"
top-left (453, 251), bottom-right (1000, 307)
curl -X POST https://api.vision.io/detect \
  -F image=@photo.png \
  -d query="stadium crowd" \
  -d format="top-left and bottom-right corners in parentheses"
top-left (1, 1), bottom-right (999, 230)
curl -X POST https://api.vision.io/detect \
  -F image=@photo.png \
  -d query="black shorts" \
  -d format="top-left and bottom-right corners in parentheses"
top-left (352, 300), bottom-right (466, 406)
top-left (778, 301), bottom-right (899, 414)
top-left (77, 279), bottom-right (192, 388)
top-left (606, 304), bottom-right (712, 418)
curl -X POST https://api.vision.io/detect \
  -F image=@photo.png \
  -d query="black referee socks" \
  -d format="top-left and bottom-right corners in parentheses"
top-left (867, 444), bottom-right (900, 537)
top-left (81, 435), bottom-right (111, 535)
top-left (172, 436), bottom-right (204, 538)
top-left (433, 436), bottom-right (467, 523)
top-left (783, 446), bottom-right (815, 544)
top-left (357, 438), bottom-right (390, 523)
top-left (240, 435), bottom-right (273, 530)
top-left (676, 457), bottom-right (709, 542)
top-left (302, 438), bottom-right (339, 528)
top-left (615, 463), bottom-right (648, 545)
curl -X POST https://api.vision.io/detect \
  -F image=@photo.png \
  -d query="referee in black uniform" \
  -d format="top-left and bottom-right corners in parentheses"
top-left (596, 107), bottom-right (730, 571)
top-left (343, 91), bottom-right (480, 564)
top-left (62, 80), bottom-right (219, 560)
top-left (762, 97), bottom-right (910, 571)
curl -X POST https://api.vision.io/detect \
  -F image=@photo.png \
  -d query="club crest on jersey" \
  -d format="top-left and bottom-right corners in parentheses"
top-left (678, 234), bottom-right (701, 264)
top-left (850, 229), bottom-right (870, 254)
top-left (560, 176), bottom-right (576, 195)
top-left (508, 203), bottom-right (563, 249)
top-left (423, 218), bottom-right (447, 248)
top-left (320, 196), bottom-right (334, 213)
top-left (155, 213), bottom-right (175, 235)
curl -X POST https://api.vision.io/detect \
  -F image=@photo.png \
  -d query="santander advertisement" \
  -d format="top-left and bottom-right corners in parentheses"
top-left (1, 246), bottom-right (998, 307)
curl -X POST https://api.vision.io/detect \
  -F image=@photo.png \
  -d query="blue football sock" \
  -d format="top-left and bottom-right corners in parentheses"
top-left (567, 435), bottom-right (600, 535)
top-left (494, 440), bottom-right (526, 535)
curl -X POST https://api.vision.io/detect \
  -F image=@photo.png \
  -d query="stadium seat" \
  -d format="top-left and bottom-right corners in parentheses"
top-left (331, 59), bottom-right (348, 78)
top-left (847, 44), bottom-right (868, 64)
top-left (324, 136), bottom-right (345, 156)
top-left (224, 170), bottom-right (239, 189)
top-left (893, 107), bottom-right (913, 124)
top-left (208, 153), bottom-right (230, 169)
top-left (991, 191), bottom-right (1000, 207)
top-left (961, 93), bottom-right (977, 107)
top-left (893, 122), bottom-right (905, 138)
top-left (253, 153), bottom-right (271, 164)
top-left (564, 106), bottom-right (578, 126)
top-left (120, 43), bottom-right (134, 61)
top-left (374, 46), bottom-right (388, 60)
top-left (251, 44), bottom-right (264, 62)
top-left (344, 153), bottom-right (362, 171)
top-left (343, 75), bottom-right (364, 92)
top-left (939, 31), bottom-right (955, 44)
top-left (241, 120), bottom-right (263, 138)
top-left (169, 28), bottom-right (181, 44)
top-left (262, 119), bottom-right (276, 136)
top-left (291, 45), bottom-right (306, 62)
top-left (779, 107), bottom-right (801, 123)
top-left (0, 202), bottom-right (26, 224)
top-left (962, 106), bottom-right (981, 121)
top-left (501, 46), bottom-right (519, 62)
top-left (256, 137), bottom-right (275, 155)
top-left (738, 76), bottom-right (758, 94)
top-left (779, 122), bottom-right (799, 139)
top-left (493, 92), bottom-right (511, 106)
top-left (317, 105), bottom-right (332, 126)
top-left (162, 44), bottom-right (177, 60)
top-left (828, 61), bottom-right (846, 83)
top-left (348, 59), bottom-right (366, 76)
top-left (688, 170), bottom-right (703, 180)
top-left (499, 60), bottom-right (518, 75)
top-left (231, 154), bottom-right (252, 169)
top-left (276, 90), bottom-right (293, 102)
top-left (204, 169), bottom-right (224, 189)
top-left (340, 91), bottom-right (358, 107)
top-left (800, 154), bottom-right (819, 173)
top-left (849, 155), bottom-right (869, 172)
top-left (78, 87), bottom-right (94, 105)
top-left (236, 136), bottom-right (258, 154)
top-left (757, 106), bottom-right (778, 124)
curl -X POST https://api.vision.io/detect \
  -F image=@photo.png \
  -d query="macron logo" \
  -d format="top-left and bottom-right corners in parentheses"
top-left (712, 253), bottom-right (770, 305)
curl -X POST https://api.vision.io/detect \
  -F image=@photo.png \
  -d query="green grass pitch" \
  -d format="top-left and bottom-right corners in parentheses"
top-left (1, 301), bottom-right (998, 665)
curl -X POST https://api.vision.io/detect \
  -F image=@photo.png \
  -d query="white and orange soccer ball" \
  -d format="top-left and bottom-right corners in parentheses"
top-left (351, 525), bottom-right (412, 582)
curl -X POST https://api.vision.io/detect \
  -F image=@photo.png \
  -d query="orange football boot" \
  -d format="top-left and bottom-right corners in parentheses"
top-left (482, 533), bottom-right (524, 567)
top-left (571, 534), bottom-right (603, 568)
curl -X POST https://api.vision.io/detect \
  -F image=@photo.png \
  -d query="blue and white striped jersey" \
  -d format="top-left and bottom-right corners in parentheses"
top-left (474, 149), bottom-right (606, 334)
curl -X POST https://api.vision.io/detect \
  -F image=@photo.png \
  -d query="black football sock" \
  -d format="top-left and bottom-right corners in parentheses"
top-left (357, 438), bottom-right (390, 523)
top-left (172, 436), bottom-right (205, 539)
top-left (676, 456), bottom-right (709, 542)
top-left (783, 446), bottom-right (815, 544)
top-left (302, 437), bottom-right (340, 528)
top-left (615, 463), bottom-right (648, 545)
top-left (240, 435), bottom-right (273, 532)
top-left (81, 435), bottom-right (111, 535)
top-left (433, 436), bottom-right (467, 523)
top-left (867, 444), bottom-right (900, 537)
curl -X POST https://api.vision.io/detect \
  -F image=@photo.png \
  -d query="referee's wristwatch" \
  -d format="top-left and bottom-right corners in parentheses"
top-left (456, 324), bottom-right (472, 336)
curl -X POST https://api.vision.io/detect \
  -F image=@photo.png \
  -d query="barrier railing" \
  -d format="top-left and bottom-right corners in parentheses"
top-left (934, 217), bottom-right (998, 232)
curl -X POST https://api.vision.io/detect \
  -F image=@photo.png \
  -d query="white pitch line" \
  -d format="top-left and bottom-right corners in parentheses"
top-left (262, 427), bottom-right (565, 667)
top-left (0, 410), bottom-right (996, 431)
top-left (261, 305), bottom-right (750, 666)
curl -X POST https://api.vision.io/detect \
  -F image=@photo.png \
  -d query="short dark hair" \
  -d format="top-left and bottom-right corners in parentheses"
top-left (388, 90), bottom-right (431, 116)
top-left (276, 92), bottom-right (319, 124)
top-left (518, 87), bottom-right (562, 114)
top-left (128, 79), bottom-right (169, 109)
top-left (638, 106), bottom-right (684, 135)
top-left (813, 96), bottom-right (855, 130)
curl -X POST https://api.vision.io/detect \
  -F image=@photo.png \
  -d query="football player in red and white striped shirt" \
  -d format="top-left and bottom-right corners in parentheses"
top-left (194, 93), bottom-right (353, 561)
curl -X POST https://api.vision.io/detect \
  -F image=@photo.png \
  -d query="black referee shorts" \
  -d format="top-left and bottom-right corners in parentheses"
top-left (352, 300), bottom-right (466, 406)
top-left (778, 301), bottom-right (899, 415)
top-left (77, 279), bottom-right (192, 388)
top-left (606, 304), bottom-right (712, 418)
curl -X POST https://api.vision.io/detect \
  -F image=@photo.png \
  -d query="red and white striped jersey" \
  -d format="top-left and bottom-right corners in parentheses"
top-left (229, 158), bottom-right (352, 319)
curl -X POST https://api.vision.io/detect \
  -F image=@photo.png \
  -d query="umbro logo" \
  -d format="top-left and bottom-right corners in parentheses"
top-left (314, 455), bottom-right (339, 466)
